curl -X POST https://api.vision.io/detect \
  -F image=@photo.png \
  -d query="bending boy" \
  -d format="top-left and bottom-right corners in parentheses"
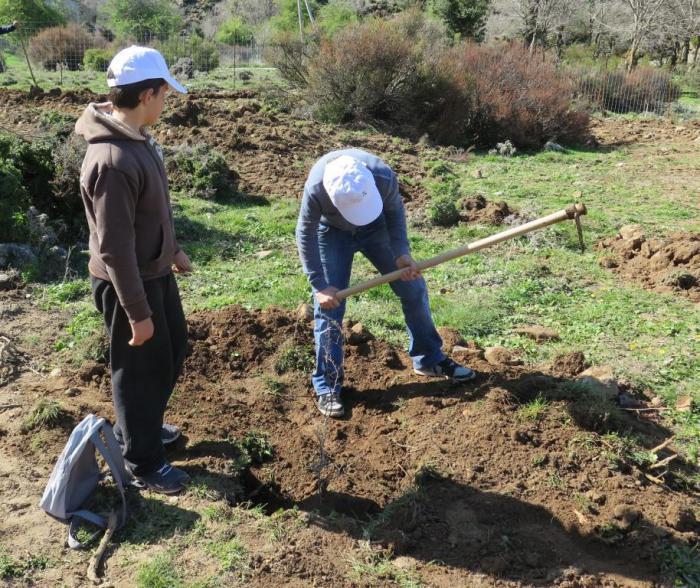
top-left (296, 149), bottom-right (476, 418)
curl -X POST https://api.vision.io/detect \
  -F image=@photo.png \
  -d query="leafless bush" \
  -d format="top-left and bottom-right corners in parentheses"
top-left (29, 24), bottom-right (105, 71)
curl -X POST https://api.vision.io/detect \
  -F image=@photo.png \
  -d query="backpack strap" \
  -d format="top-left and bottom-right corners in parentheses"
top-left (68, 511), bottom-right (107, 549)
top-left (66, 423), bottom-right (130, 550)
top-left (91, 432), bottom-right (128, 528)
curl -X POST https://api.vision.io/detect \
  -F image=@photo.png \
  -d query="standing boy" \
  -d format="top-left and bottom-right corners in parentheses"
top-left (296, 149), bottom-right (476, 418)
top-left (76, 46), bottom-right (191, 494)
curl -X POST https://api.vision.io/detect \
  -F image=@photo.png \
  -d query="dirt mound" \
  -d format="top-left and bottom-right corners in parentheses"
top-left (599, 225), bottom-right (700, 302)
top-left (459, 194), bottom-right (514, 224)
top-left (1, 302), bottom-right (698, 586)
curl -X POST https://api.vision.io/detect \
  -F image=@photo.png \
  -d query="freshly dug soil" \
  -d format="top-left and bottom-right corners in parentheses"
top-left (599, 226), bottom-right (700, 302)
top-left (1, 300), bottom-right (697, 587)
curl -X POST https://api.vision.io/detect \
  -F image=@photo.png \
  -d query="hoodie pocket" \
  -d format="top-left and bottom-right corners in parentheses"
top-left (142, 223), bottom-right (173, 274)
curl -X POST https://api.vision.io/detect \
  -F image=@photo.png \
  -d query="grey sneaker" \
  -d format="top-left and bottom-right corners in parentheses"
top-left (133, 462), bottom-right (190, 495)
top-left (316, 393), bottom-right (344, 418)
top-left (415, 358), bottom-right (476, 382)
top-left (161, 423), bottom-right (181, 446)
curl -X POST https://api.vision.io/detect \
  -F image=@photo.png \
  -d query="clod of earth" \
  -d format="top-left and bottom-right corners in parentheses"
top-left (576, 365), bottom-right (620, 401)
top-left (665, 505), bottom-right (698, 533)
top-left (514, 326), bottom-right (560, 343)
top-left (346, 322), bottom-right (374, 345)
top-left (484, 346), bottom-right (523, 366)
top-left (599, 228), bottom-right (700, 301)
top-left (549, 351), bottom-right (588, 377)
top-left (296, 303), bottom-right (314, 322)
top-left (459, 195), bottom-right (514, 225)
top-left (452, 344), bottom-right (485, 363)
top-left (437, 327), bottom-right (465, 352)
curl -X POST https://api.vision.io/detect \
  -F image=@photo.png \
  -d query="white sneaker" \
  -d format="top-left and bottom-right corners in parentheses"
top-left (316, 393), bottom-right (344, 417)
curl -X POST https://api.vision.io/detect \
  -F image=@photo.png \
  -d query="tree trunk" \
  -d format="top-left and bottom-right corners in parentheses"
top-left (626, 36), bottom-right (640, 72)
top-left (680, 38), bottom-right (690, 66)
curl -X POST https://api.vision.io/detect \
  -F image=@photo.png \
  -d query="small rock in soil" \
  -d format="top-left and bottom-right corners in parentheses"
top-left (452, 344), bottom-right (485, 362)
top-left (576, 365), bottom-right (619, 401)
top-left (675, 395), bottom-right (694, 413)
top-left (49, 367), bottom-right (62, 378)
top-left (64, 387), bottom-right (81, 397)
top-left (613, 505), bottom-right (641, 529)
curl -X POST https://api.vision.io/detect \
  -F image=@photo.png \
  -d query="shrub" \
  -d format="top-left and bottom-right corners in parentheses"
top-left (28, 24), bottom-right (104, 71)
top-left (429, 196), bottom-right (460, 227)
top-left (271, 0), bottom-right (318, 34)
top-left (426, 0), bottom-right (490, 41)
top-left (0, 0), bottom-right (64, 29)
top-left (215, 17), bottom-right (254, 45)
top-left (104, 0), bottom-right (182, 40)
top-left (577, 66), bottom-right (681, 114)
top-left (155, 34), bottom-right (219, 72)
top-left (456, 43), bottom-right (590, 148)
top-left (83, 48), bottom-right (112, 72)
top-left (165, 144), bottom-right (237, 199)
top-left (0, 158), bottom-right (30, 242)
top-left (317, 0), bottom-right (358, 37)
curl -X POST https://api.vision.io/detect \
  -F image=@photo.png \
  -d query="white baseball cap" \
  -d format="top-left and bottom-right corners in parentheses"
top-left (107, 45), bottom-right (187, 94)
top-left (322, 156), bottom-right (383, 226)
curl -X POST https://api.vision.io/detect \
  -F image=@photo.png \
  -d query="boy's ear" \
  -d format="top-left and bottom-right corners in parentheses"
top-left (139, 87), bottom-right (155, 105)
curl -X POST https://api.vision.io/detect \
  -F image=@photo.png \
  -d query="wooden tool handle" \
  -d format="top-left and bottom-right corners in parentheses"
top-left (336, 203), bottom-right (587, 301)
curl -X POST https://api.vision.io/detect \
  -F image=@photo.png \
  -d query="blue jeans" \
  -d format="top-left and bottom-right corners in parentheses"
top-left (312, 218), bottom-right (445, 396)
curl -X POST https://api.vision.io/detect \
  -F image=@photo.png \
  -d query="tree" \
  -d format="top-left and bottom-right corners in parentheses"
top-left (0, 0), bottom-right (64, 28)
top-left (427, 0), bottom-right (491, 40)
top-left (318, 0), bottom-right (358, 37)
top-left (271, 0), bottom-right (319, 33)
top-left (215, 16), bottom-right (254, 44)
top-left (620, 0), bottom-right (665, 70)
top-left (103, 0), bottom-right (182, 40)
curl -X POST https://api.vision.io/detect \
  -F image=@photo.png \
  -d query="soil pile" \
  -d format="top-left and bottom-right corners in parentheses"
top-left (599, 225), bottom-right (700, 302)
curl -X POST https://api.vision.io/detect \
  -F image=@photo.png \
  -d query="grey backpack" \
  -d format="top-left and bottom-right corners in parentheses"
top-left (40, 414), bottom-right (130, 549)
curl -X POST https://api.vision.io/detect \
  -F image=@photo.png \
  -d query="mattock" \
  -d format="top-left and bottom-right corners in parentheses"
top-left (336, 203), bottom-right (588, 301)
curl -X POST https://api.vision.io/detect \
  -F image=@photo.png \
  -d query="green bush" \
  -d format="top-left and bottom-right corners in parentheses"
top-left (104, 0), bottom-right (182, 40)
top-left (317, 0), bottom-right (358, 37)
top-left (83, 48), bottom-right (112, 72)
top-left (0, 158), bottom-right (30, 242)
top-left (271, 0), bottom-right (318, 33)
top-left (215, 17), bottom-right (254, 45)
top-left (165, 145), bottom-right (237, 199)
top-left (155, 35), bottom-right (219, 72)
top-left (427, 0), bottom-right (489, 41)
top-left (429, 196), bottom-right (460, 227)
top-left (0, 0), bottom-right (64, 29)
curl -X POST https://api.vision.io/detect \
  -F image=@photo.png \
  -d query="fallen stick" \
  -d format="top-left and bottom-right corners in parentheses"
top-left (0, 404), bottom-right (21, 411)
top-left (336, 203), bottom-right (587, 300)
top-left (649, 454), bottom-right (678, 470)
top-left (650, 437), bottom-right (674, 455)
top-left (87, 512), bottom-right (118, 584)
top-left (621, 407), bottom-right (669, 412)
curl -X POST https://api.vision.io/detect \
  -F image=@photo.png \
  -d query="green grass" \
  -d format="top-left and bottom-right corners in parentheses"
top-left (53, 305), bottom-right (107, 364)
top-left (207, 537), bottom-right (250, 579)
top-left (517, 394), bottom-right (549, 421)
top-left (0, 50), bottom-right (280, 92)
top-left (349, 544), bottom-right (422, 588)
top-left (0, 549), bottom-right (51, 581)
top-left (21, 398), bottom-right (67, 432)
top-left (660, 542), bottom-right (700, 587)
top-left (136, 552), bottom-right (182, 588)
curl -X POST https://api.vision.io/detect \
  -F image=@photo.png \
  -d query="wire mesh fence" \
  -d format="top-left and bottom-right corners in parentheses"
top-left (0, 21), bottom-right (270, 92)
top-left (0, 20), bottom-right (692, 116)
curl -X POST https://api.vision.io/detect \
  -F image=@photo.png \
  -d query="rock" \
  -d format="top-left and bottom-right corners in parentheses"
top-left (49, 368), bottom-right (62, 378)
top-left (665, 505), bottom-right (697, 532)
top-left (650, 396), bottom-right (664, 407)
top-left (437, 327), bottom-right (465, 352)
top-left (618, 224), bottom-right (645, 242)
top-left (0, 270), bottom-right (19, 291)
top-left (613, 505), bottom-right (640, 530)
top-left (514, 326), bottom-right (560, 343)
top-left (0, 243), bottom-right (37, 270)
top-left (296, 303), bottom-right (313, 322)
top-left (484, 347), bottom-right (522, 366)
top-left (171, 57), bottom-right (194, 79)
top-left (254, 250), bottom-right (274, 260)
top-left (675, 395), bottom-right (694, 413)
top-left (347, 323), bottom-right (373, 345)
top-left (65, 387), bottom-right (81, 397)
top-left (452, 344), bottom-right (485, 362)
top-left (576, 365), bottom-right (619, 401)
top-left (544, 141), bottom-right (566, 153)
top-left (471, 169), bottom-right (484, 179)
top-left (599, 256), bottom-right (618, 269)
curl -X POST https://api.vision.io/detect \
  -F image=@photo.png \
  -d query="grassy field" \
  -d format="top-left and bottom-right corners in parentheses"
top-left (43, 128), bottom-right (700, 470)
top-left (0, 51), bottom-right (279, 93)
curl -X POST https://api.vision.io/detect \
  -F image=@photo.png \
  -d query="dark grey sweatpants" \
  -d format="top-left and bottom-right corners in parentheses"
top-left (91, 272), bottom-right (187, 476)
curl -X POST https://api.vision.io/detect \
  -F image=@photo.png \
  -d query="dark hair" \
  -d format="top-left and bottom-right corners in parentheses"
top-left (107, 78), bottom-right (167, 109)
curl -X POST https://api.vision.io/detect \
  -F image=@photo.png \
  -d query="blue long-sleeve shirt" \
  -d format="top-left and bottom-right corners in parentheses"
top-left (296, 148), bottom-right (410, 292)
top-left (0, 24), bottom-right (16, 35)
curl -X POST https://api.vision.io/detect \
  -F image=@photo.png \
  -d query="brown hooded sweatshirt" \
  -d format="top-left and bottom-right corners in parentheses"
top-left (76, 102), bottom-right (179, 323)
